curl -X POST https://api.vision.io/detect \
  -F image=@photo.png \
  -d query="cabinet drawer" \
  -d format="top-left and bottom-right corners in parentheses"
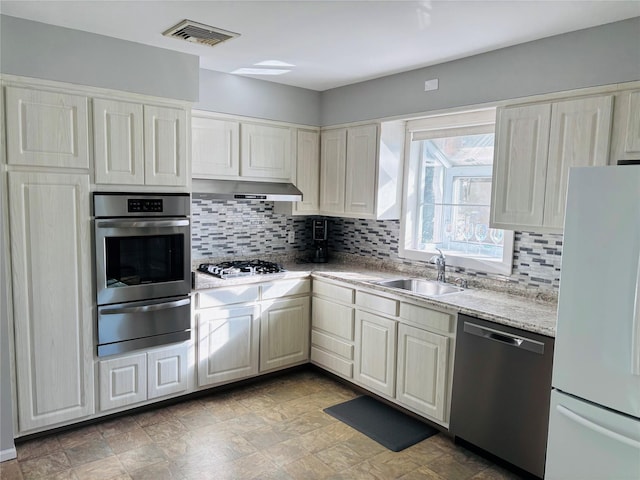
top-left (197, 285), bottom-right (259, 308)
top-left (356, 291), bottom-right (398, 317)
top-left (312, 297), bottom-right (354, 341)
top-left (400, 302), bottom-right (454, 333)
top-left (262, 279), bottom-right (310, 300)
top-left (311, 347), bottom-right (353, 378)
top-left (313, 280), bottom-right (354, 304)
top-left (311, 330), bottom-right (354, 360)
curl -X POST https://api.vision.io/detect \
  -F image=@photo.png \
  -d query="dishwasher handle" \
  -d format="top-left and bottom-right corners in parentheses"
top-left (463, 321), bottom-right (545, 355)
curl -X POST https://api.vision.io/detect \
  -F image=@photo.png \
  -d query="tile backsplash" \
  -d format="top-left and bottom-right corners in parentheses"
top-left (191, 199), bottom-right (562, 296)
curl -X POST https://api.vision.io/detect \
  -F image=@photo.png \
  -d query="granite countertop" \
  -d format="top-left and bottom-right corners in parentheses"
top-left (193, 262), bottom-right (558, 337)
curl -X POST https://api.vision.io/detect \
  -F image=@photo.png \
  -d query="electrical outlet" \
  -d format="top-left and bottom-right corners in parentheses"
top-left (424, 78), bottom-right (439, 91)
top-left (288, 230), bottom-right (295, 244)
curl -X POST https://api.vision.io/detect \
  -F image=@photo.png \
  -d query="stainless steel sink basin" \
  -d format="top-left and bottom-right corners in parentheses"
top-left (374, 278), bottom-right (464, 296)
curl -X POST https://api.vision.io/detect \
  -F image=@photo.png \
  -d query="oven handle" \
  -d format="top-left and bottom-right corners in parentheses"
top-left (96, 219), bottom-right (190, 229)
top-left (100, 298), bottom-right (190, 315)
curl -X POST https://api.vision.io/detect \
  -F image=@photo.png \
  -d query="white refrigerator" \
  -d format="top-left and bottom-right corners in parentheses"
top-left (545, 165), bottom-right (640, 479)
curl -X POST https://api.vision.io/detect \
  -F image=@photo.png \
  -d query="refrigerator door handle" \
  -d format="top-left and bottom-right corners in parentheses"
top-left (632, 258), bottom-right (640, 376)
top-left (556, 404), bottom-right (640, 449)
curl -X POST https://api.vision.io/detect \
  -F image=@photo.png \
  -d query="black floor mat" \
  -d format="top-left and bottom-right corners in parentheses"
top-left (324, 395), bottom-right (439, 452)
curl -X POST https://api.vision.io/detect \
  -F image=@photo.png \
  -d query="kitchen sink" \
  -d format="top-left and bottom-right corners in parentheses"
top-left (374, 278), bottom-right (464, 296)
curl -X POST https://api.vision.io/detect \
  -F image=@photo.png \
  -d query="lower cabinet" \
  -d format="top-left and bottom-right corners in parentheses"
top-left (354, 311), bottom-right (397, 398)
top-left (260, 297), bottom-right (310, 372)
top-left (197, 305), bottom-right (260, 387)
top-left (396, 323), bottom-right (449, 422)
top-left (99, 343), bottom-right (188, 411)
top-left (195, 279), bottom-right (311, 388)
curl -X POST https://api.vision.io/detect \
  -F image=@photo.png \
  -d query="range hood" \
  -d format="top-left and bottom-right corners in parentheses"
top-left (192, 179), bottom-right (303, 202)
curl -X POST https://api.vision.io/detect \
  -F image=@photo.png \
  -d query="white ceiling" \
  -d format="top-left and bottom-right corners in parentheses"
top-left (1, 1), bottom-right (639, 91)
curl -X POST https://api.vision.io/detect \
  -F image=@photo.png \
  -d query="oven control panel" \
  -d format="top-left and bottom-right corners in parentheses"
top-left (128, 198), bottom-right (163, 213)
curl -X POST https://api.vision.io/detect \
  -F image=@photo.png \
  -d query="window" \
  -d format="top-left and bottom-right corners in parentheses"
top-left (400, 109), bottom-right (513, 275)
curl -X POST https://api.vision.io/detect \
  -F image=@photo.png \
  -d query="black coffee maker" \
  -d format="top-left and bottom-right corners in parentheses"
top-left (312, 219), bottom-right (328, 263)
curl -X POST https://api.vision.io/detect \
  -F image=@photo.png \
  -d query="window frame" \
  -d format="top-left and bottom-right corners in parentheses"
top-left (399, 109), bottom-right (514, 276)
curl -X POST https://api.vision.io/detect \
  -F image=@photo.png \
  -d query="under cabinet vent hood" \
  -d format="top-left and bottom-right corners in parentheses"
top-left (192, 179), bottom-right (303, 202)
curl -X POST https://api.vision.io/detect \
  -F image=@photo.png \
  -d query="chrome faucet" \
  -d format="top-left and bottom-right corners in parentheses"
top-left (431, 248), bottom-right (446, 283)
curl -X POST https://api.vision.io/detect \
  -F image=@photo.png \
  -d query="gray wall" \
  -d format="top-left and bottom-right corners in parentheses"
top-left (197, 69), bottom-right (321, 126)
top-left (0, 15), bottom-right (199, 101)
top-left (321, 17), bottom-right (640, 125)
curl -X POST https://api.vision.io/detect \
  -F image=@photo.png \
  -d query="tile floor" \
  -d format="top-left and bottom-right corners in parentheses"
top-left (0, 369), bottom-right (523, 480)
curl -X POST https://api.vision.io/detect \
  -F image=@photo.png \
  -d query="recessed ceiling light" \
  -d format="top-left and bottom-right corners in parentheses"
top-left (231, 68), bottom-right (291, 76)
top-left (254, 60), bottom-right (296, 67)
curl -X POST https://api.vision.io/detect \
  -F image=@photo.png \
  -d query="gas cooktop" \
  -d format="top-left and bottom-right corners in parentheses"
top-left (197, 259), bottom-right (286, 279)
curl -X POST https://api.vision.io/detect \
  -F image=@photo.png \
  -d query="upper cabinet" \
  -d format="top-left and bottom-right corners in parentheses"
top-left (94, 99), bottom-right (188, 187)
top-left (320, 124), bottom-right (378, 218)
top-left (5, 86), bottom-right (90, 169)
top-left (191, 111), bottom-right (295, 182)
top-left (491, 94), bottom-right (613, 232)
top-left (191, 113), bottom-right (240, 178)
top-left (319, 122), bottom-right (404, 220)
top-left (610, 89), bottom-right (640, 163)
top-left (292, 129), bottom-right (320, 214)
top-left (241, 123), bottom-right (293, 180)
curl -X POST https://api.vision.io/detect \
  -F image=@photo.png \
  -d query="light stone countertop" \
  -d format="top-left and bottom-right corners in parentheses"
top-left (193, 262), bottom-right (558, 337)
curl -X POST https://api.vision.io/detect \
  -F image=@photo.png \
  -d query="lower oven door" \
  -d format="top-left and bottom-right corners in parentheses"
top-left (97, 295), bottom-right (191, 357)
top-left (95, 217), bottom-right (191, 305)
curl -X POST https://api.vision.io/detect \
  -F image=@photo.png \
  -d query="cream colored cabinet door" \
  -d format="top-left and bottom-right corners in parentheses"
top-left (319, 128), bottom-right (347, 214)
top-left (240, 123), bottom-right (292, 180)
top-left (354, 311), bottom-right (397, 397)
top-left (260, 297), bottom-right (310, 372)
top-left (293, 129), bottom-right (320, 214)
top-left (5, 86), bottom-right (90, 169)
top-left (144, 105), bottom-right (188, 187)
top-left (191, 114), bottom-right (240, 178)
top-left (99, 353), bottom-right (147, 411)
top-left (93, 98), bottom-right (144, 185)
top-left (491, 103), bottom-right (551, 230)
top-left (345, 124), bottom-right (377, 217)
top-left (147, 343), bottom-right (188, 399)
top-left (544, 95), bottom-right (613, 229)
top-left (8, 172), bottom-right (94, 431)
top-left (197, 305), bottom-right (260, 387)
top-left (396, 323), bottom-right (449, 422)
top-left (610, 89), bottom-right (640, 163)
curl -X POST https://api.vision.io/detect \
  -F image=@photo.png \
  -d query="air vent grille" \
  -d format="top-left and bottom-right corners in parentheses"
top-left (163, 20), bottom-right (239, 48)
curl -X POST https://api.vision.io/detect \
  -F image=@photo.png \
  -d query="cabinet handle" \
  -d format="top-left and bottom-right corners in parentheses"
top-left (101, 298), bottom-right (190, 315)
top-left (463, 321), bottom-right (544, 355)
top-left (556, 404), bottom-right (640, 449)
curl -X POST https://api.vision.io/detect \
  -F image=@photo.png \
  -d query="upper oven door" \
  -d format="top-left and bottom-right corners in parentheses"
top-left (95, 217), bottom-right (191, 305)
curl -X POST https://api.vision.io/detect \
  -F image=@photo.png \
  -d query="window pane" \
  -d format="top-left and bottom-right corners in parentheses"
top-left (414, 132), bottom-right (505, 261)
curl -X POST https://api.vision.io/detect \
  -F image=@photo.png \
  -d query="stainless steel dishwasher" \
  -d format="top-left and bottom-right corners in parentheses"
top-left (450, 314), bottom-right (554, 479)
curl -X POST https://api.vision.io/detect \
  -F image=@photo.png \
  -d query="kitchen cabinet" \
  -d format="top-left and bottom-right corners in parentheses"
top-left (609, 89), bottom-right (640, 163)
top-left (99, 343), bottom-right (189, 411)
top-left (354, 310), bottom-right (397, 398)
top-left (93, 99), bottom-right (188, 187)
top-left (260, 297), bottom-right (310, 372)
top-left (8, 171), bottom-right (95, 432)
top-left (310, 280), bottom-right (356, 379)
top-left (197, 305), bottom-right (261, 387)
top-left (195, 279), bottom-right (310, 387)
top-left (396, 323), bottom-right (449, 422)
top-left (5, 86), bottom-right (90, 169)
top-left (191, 112), bottom-right (240, 178)
top-left (491, 95), bottom-right (613, 232)
top-left (291, 129), bottom-right (320, 214)
top-left (320, 124), bottom-right (378, 218)
top-left (240, 123), bottom-right (293, 180)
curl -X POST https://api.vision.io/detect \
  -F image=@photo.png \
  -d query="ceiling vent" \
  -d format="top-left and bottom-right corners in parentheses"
top-left (163, 20), bottom-right (239, 48)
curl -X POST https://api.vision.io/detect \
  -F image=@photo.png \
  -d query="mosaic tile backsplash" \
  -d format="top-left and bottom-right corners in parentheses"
top-left (191, 199), bottom-right (562, 295)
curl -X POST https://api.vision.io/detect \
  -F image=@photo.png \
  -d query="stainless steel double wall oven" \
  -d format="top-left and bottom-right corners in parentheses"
top-left (94, 193), bottom-right (191, 356)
